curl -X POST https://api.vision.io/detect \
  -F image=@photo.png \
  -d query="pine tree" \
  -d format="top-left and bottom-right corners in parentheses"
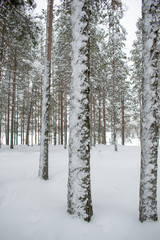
top-left (130, 19), bottom-right (143, 139)
top-left (52, 0), bottom-right (72, 147)
top-left (107, 0), bottom-right (128, 149)
top-left (139, 0), bottom-right (160, 222)
top-left (67, 0), bottom-right (93, 222)
top-left (0, 0), bottom-right (39, 148)
top-left (39, 0), bottom-right (53, 180)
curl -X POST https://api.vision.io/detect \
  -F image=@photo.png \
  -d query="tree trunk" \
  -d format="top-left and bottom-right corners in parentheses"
top-left (90, 84), bottom-right (93, 147)
top-left (10, 49), bottom-right (17, 149)
top-left (98, 88), bottom-right (101, 144)
top-left (64, 84), bottom-right (67, 149)
top-left (6, 74), bottom-right (11, 145)
top-left (16, 92), bottom-right (19, 145)
top-left (58, 90), bottom-right (61, 145)
top-left (93, 95), bottom-right (96, 146)
top-left (22, 93), bottom-right (25, 144)
top-left (0, 26), bottom-right (5, 148)
top-left (121, 93), bottom-right (125, 145)
top-left (67, 0), bottom-right (93, 222)
top-left (35, 98), bottom-right (37, 145)
top-left (139, 0), bottom-right (159, 222)
top-left (102, 86), bottom-right (106, 145)
top-left (54, 109), bottom-right (57, 145)
top-left (113, 110), bottom-right (118, 152)
top-left (39, 0), bottom-right (53, 180)
top-left (26, 86), bottom-right (35, 146)
top-left (60, 88), bottom-right (63, 145)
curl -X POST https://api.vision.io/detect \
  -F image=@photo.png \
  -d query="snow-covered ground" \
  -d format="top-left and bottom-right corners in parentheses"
top-left (0, 144), bottom-right (160, 240)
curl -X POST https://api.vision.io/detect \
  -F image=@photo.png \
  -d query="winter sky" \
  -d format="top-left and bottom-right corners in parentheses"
top-left (34, 0), bottom-right (142, 56)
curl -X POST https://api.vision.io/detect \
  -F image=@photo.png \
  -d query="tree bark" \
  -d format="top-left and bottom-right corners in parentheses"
top-left (39, 0), bottom-right (53, 180)
top-left (6, 73), bottom-right (11, 145)
top-left (67, 0), bottom-right (93, 222)
top-left (0, 26), bottom-right (5, 148)
top-left (60, 88), bottom-right (63, 145)
top-left (98, 88), bottom-right (101, 144)
top-left (121, 93), bottom-right (125, 145)
top-left (10, 49), bottom-right (17, 149)
top-left (64, 83), bottom-right (67, 149)
top-left (139, 0), bottom-right (159, 222)
top-left (93, 94), bottom-right (96, 146)
top-left (102, 86), bottom-right (106, 145)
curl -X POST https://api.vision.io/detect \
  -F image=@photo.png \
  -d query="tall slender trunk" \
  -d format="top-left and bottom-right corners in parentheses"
top-left (98, 88), bottom-right (101, 144)
top-left (64, 83), bottom-right (67, 149)
top-left (60, 88), bottom-right (63, 145)
top-left (0, 26), bottom-right (5, 148)
top-left (26, 86), bottom-right (34, 146)
top-left (10, 49), bottom-right (17, 149)
top-left (93, 95), bottom-right (96, 146)
top-left (139, 93), bottom-right (142, 140)
top-left (6, 74), bottom-right (11, 145)
top-left (31, 109), bottom-right (33, 146)
top-left (22, 93), bottom-right (25, 144)
top-left (39, 0), bottom-right (53, 180)
top-left (121, 93), bottom-right (125, 145)
top-left (113, 74), bottom-right (118, 151)
top-left (58, 90), bottom-right (61, 145)
top-left (38, 98), bottom-right (41, 145)
top-left (16, 93), bottom-right (19, 145)
top-left (90, 84), bottom-right (93, 147)
top-left (35, 98), bottom-right (37, 145)
top-left (54, 109), bottom-right (57, 145)
top-left (102, 87), bottom-right (106, 145)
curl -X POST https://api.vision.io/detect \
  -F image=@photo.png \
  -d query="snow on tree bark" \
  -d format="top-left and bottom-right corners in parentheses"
top-left (139, 0), bottom-right (159, 222)
top-left (39, 0), bottom-right (53, 180)
top-left (67, 0), bottom-right (93, 222)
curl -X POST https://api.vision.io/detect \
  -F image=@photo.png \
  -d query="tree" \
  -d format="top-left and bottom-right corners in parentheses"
top-left (107, 0), bottom-right (128, 150)
top-left (39, 0), bottom-right (53, 180)
top-left (0, 0), bottom-right (39, 148)
top-left (67, 0), bottom-right (93, 222)
top-left (130, 19), bottom-right (143, 139)
top-left (139, 0), bottom-right (160, 222)
top-left (52, 1), bottom-right (72, 147)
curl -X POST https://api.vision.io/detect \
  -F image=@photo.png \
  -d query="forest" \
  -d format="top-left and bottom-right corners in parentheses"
top-left (0, 0), bottom-right (140, 149)
top-left (0, 0), bottom-right (160, 231)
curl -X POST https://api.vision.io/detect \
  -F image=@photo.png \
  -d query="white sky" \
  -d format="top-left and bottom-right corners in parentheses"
top-left (34, 0), bottom-right (142, 56)
top-left (121, 0), bottom-right (142, 55)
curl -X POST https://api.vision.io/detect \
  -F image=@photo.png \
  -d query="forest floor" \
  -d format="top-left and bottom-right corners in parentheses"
top-left (0, 144), bottom-right (160, 240)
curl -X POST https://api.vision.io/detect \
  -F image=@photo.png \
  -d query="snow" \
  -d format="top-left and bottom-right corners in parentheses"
top-left (0, 144), bottom-right (160, 240)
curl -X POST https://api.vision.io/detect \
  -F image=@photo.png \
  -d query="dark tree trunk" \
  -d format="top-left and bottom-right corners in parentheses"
top-left (121, 93), bottom-right (125, 145)
top-left (6, 74), bottom-right (11, 145)
top-left (10, 49), bottom-right (17, 149)
top-left (98, 88), bottom-right (101, 144)
top-left (102, 87), bottom-right (106, 145)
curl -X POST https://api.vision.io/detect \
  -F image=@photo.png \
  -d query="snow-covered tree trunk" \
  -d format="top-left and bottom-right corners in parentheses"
top-left (39, 0), bottom-right (53, 180)
top-left (139, 0), bottom-right (159, 222)
top-left (67, 0), bottom-right (93, 222)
